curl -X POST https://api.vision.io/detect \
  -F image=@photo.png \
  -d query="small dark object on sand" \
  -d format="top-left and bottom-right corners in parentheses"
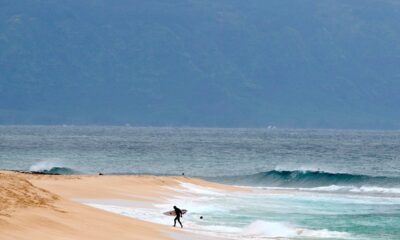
top-left (99, 172), bottom-right (104, 175)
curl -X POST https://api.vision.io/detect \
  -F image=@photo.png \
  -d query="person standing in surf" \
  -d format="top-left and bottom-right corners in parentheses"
top-left (173, 206), bottom-right (183, 228)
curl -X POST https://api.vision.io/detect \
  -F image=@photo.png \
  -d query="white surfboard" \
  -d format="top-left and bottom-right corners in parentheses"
top-left (163, 209), bottom-right (187, 216)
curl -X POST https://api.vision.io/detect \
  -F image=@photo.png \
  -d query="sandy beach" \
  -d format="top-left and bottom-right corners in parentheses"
top-left (0, 171), bottom-right (239, 240)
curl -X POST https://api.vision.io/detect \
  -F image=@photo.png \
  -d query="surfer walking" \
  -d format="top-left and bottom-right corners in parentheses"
top-left (173, 206), bottom-right (183, 228)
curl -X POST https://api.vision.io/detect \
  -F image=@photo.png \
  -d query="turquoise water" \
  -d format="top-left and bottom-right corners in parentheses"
top-left (86, 182), bottom-right (400, 239)
top-left (187, 189), bottom-right (400, 239)
top-left (1, 126), bottom-right (400, 239)
top-left (177, 184), bottom-right (400, 239)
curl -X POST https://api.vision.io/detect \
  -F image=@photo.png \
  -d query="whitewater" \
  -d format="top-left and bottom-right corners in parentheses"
top-left (83, 182), bottom-right (399, 239)
top-left (1, 126), bottom-right (399, 239)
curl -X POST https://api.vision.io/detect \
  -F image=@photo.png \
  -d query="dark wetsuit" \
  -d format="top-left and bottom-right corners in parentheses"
top-left (173, 207), bottom-right (183, 228)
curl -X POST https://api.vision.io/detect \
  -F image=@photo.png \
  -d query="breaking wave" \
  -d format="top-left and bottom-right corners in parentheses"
top-left (29, 161), bottom-right (77, 175)
top-left (213, 170), bottom-right (400, 188)
top-left (37, 166), bottom-right (77, 175)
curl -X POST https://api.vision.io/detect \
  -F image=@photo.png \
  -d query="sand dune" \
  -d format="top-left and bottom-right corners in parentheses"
top-left (0, 173), bottom-right (58, 217)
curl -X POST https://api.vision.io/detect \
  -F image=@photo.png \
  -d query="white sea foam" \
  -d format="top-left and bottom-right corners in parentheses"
top-left (304, 185), bottom-right (400, 195)
top-left (257, 185), bottom-right (400, 196)
top-left (351, 186), bottom-right (400, 194)
top-left (172, 182), bottom-right (226, 196)
top-left (242, 220), bottom-right (297, 237)
top-left (273, 165), bottom-right (336, 173)
top-left (85, 203), bottom-right (170, 225)
top-left (82, 182), bottom-right (356, 240)
top-left (241, 220), bottom-right (350, 239)
top-left (300, 228), bottom-right (352, 238)
top-left (84, 202), bottom-right (241, 238)
top-left (84, 202), bottom-right (352, 240)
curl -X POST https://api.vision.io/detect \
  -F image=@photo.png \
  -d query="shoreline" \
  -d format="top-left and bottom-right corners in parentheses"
top-left (0, 170), bottom-right (241, 240)
top-left (2, 170), bottom-right (397, 239)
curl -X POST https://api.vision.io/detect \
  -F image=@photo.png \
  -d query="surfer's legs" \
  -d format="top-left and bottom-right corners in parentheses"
top-left (174, 217), bottom-right (183, 228)
top-left (177, 217), bottom-right (183, 228)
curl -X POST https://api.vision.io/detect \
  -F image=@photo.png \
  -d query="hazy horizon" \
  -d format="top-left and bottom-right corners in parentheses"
top-left (2, 124), bottom-right (400, 132)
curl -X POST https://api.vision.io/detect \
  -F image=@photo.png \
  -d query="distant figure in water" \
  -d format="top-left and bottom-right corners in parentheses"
top-left (173, 206), bottom-right (183, 228)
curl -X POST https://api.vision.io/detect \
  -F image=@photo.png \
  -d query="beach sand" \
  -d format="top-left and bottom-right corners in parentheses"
top-left (0, 171), bottom-right (239, 240)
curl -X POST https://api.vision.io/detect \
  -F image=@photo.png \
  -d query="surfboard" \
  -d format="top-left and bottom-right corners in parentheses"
top-left (163, 209), bottom-right (187, 216)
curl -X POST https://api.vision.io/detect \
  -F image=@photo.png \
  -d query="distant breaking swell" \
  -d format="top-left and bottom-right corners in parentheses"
top-left (212, 170), bottom-right (400, 189)
top-left (32, 167), bottom-right (77, 175)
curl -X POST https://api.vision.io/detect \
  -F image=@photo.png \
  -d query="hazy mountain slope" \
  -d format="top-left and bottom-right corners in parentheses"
top-left (1, 0), bottom-right (399, 128)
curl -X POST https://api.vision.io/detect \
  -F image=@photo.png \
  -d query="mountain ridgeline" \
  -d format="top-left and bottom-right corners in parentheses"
top-left (1, 0), bottom-right (400, 129)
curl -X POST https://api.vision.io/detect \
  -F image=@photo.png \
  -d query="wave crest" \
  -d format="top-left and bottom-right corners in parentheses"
top-left (29, 161), bottom-right (77, 175)
top-left (214, 170), bottom-right (400, 188)
top-left (38, 167), bottom-right (77, 175)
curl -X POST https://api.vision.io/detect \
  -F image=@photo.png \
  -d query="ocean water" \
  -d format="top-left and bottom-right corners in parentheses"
top-left (1, 126), bottom-right (399, 239)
